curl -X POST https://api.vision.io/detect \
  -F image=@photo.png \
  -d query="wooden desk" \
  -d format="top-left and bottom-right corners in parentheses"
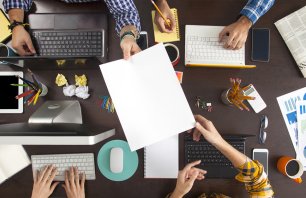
top-left (1, 0), bottom-right (306, 197)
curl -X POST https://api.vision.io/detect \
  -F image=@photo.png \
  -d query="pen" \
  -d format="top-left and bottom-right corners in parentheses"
top-left (150, 0), bottom-right (171, 28)
top-left (186, 64), bottom-right (256, 69)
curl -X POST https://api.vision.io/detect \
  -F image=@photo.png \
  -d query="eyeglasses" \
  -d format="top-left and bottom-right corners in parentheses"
top-left (259, 115), bottom-right (268, 144)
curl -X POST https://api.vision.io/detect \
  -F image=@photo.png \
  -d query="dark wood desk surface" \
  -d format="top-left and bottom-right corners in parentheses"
top-left (1, 0), bottom-right (306, 197)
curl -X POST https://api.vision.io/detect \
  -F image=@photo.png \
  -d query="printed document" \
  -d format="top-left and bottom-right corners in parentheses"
top-left (100, 43), bottom-right (195, 151)
top-left (275, 6), bottom-right (306, 77)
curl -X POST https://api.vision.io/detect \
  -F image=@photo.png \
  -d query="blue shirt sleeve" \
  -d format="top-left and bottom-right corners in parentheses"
top-left (3, 0), bottom-right (33, 13)
top-left (240, 0), bottom-right (275, 24)
top-left (104, 0), bottom-right (141, 35)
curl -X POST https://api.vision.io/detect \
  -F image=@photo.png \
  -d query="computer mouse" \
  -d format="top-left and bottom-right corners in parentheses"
top-left (110, 147), bottom-right (123, 173)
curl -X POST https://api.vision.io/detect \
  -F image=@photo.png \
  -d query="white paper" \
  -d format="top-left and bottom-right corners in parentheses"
top-left (0, 145), bottom-right (31, 184)
top-left (296, 100), bottom-right (306, 170)
top-left (100, 43), bottom-right (195, 151)
top-left (277, 87), bottom-right (306, 153)
top-left (144, 135), bottom-right (178, 178)
top-left (275, 6), bottom-right (306, 77)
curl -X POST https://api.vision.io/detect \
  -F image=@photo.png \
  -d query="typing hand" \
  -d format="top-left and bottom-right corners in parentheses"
top-left (190, 115), bottom-right (223, 146)
top-left (120, 36), bottom-right (141, 60)
top-left (171, 160), bottom-right (206, 198)
top-left (219, 16), bottom-right (252, 50)
top-left (31, 165), bottom-right (59, 198)
top-left (12, 26), bottom-right (36, 55)
top-left (154, 0), bottom-right (176, 33)
top-left (62, 167), bottom-right (85, 198)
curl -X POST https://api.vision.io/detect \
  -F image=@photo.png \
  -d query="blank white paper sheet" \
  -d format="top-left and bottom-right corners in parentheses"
top-left (100, 43), bottom-right (195, 151)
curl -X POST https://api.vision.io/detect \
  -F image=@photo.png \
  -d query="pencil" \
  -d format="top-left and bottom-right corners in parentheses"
top-left (15, 89), bottom-right (35, 100)
top-left (150, 0), bottom-right (171, 28)
top-left (10, 84), bottom-right (29, 87)
top-left (15, 75), bottom-right (38, 91)
top-left (33, 89), bottom-right (41, 105)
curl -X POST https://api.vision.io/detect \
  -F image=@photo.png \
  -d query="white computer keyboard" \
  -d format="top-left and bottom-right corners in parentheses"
top-left (185, 35), bottom-right (245, 64)
top-left (31, 153), bottom-right (96, 181)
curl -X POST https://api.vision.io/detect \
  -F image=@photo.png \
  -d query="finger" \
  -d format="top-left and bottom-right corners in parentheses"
top-left (81, 172), bottom-right (85, 189)
top-left (157, 18), bottom-right (169, 33)
top-left (168, 15), bottom-right (176, 31)
top-left (192, 129), bottom-right (202, 141)
top-left (235, 40), bottom-right (244, 50)
top-left (42, 165), bottom-right (54, 183)
top-left (50, 182), bottom-right (59, 193)
top-left (195, 122), bottom-right (210, 136)
top-left (74, 167), bottom-right (80, 188)
top-left (187, 171), bottom-right (198, 186)
top-left (69, 167), bottom-right (76, 189)
top-left (38, 165), bottom-right (49, 182)
top-left (122, 44), bottom-right (132, 60)
top-left (182, 160), bottom-right (201, 172)
top-left (225, 33), bottom-right (235, 49)
top-left (24, 37), bottom-right (36, 54)
top-left (64, 171), bottom-right (70, 189)
top-left (219, 28), bottom-right (228, 42)
top-left (62, 184), bottom-right (67, 192)
top-left (131, 43), bottom-right (141, 55)
top-left (14, 45), bottom-right (27, 56)
top-left (47, 167), bottom-right (58, 185)
top-left (33, 170), bottom-right (38, 183)
top-left (230, 37), bottom-right (240, 50)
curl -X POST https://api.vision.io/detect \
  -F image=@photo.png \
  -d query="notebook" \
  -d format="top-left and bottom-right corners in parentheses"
top-left (185, 25), bottom-right (247, 68)
top-left (144, 135), bottom-right (178, 178)
top-left (0, 145), bottom-right (31, 184)
top-left (152, 8), bottom-right (180, 43)
top-left (275, 6), bottom-right (306, 78)
top-left (0, 8), bottom-right (11, 42)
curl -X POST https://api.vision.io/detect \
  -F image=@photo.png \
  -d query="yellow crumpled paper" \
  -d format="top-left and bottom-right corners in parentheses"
top-left (55, 73), bottom-right (67, 86)
top-left (75, 74), bottom-right (87, 86)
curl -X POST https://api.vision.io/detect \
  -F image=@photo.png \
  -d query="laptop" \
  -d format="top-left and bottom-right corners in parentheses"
top-left (185, 133), bottom-right (252, 178)
top-left (185, 25), bottom-right (245, 67)
top-left (27, 13), bottom-right (108, 62)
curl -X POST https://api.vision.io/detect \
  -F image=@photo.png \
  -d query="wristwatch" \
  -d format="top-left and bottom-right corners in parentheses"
top-left (120, 30), bottom-right (140, 42)
top-left (8, 20), bottom-right (29, 32)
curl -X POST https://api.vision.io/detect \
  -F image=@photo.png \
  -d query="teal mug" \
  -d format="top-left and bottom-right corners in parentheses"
top-left (0, 43), bottom-right (17, 64)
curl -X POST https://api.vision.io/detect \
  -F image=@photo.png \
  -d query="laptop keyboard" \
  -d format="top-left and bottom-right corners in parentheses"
top-left (32, 30), bottom-right (103, 57)
top-left (185, 135), bottom-right (244, 168)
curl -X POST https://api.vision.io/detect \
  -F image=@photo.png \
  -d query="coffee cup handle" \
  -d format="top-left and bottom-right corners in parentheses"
top-left (293, 177), bottom-right (303, 184)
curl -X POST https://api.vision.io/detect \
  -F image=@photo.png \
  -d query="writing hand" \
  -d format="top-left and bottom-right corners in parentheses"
top-left (154, 0), bottom-right (176, 33)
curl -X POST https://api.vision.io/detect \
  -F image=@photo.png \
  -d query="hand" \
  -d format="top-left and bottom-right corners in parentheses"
top-left (219, 16), bottom-right (252, 50)
top-left (154, 0), bottom-right (176, 33)
top-left (62, 167), bottom-right (85, 198)
top-left (31, 165), bottom-right (59, 198)
top-left (120, 36), bottom-right (141, 60)
top-left (171, 160), bottom-right (206, 198)
top-left (11, 25), bottom-right (36, 55)
top-left (190, 115), bottom-right (223, 145)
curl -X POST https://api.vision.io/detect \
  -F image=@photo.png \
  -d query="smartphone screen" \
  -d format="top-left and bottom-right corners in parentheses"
top-left (253, 149), bottom-right (268, 175)
top-left (252, 28), bottom-right (270, 62)
top-left (137, 31), bottom-right (148, 51)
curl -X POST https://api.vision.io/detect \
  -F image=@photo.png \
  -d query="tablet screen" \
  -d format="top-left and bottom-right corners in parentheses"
top-left (0, 72), bottom-right (23, 113)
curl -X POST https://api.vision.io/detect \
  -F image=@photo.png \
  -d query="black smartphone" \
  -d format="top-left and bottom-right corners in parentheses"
top-left (252, 28), bottom-right (270, 62)
top-left (137, 31), bottom-right (148, 50)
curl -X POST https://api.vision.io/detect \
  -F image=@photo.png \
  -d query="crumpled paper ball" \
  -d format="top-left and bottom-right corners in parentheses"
top-left (63, 85), bottom-right (76, 97)
top-left (55, 73), bottom-right (67, 86)
top-left (75, 86), bottom-right (90, 99)
top-left (75, 74), bottom-right (87, 86)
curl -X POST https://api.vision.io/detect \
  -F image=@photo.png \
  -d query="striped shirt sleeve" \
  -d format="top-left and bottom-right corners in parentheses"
top-left (3, 0), bottom-right (33, 13)
top-left (104, 0), bottom-right (141, 35)
top-left (240, 0), bottom-right (275, 24)
top-left (235, 158), bottom-right (274, 198)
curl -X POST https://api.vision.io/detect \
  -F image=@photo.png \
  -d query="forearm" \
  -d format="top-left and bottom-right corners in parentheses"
top-left (212, 138), bottom-right (247, 167)
top-left (240, 0), bottom-right (275, 24)
top-left (8, 8), bottom-right (24, 22)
